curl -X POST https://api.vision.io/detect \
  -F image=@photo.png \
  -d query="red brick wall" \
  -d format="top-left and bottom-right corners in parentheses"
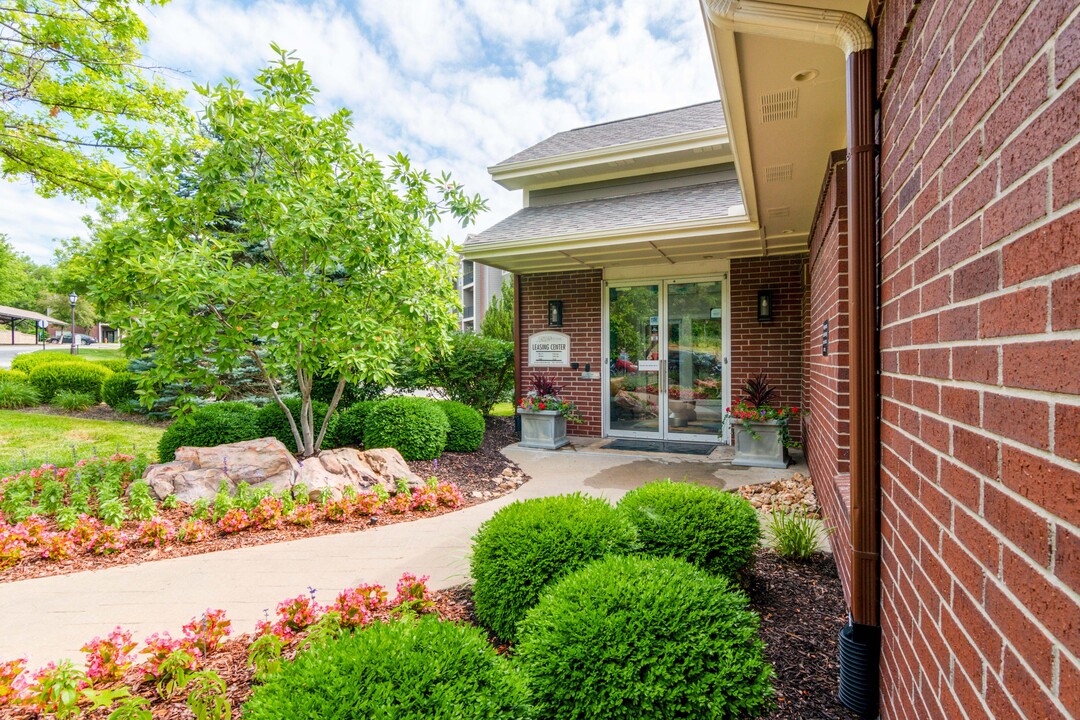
top-left (876, 1), bottom-right (1080, 718)
top-left (730, 255), bottom-right (806, 442)
top-left (518, 270), bottom-right (603, 437)
top-left (805, 159), bottom-right (853, 604)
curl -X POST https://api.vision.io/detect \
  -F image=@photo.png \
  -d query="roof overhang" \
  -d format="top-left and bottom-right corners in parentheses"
top-left (0, 305), bottom-right (68, 325)
top-left (489, 127), bottom-right (734, 191)
top-left (462, 215), bottom-right (808, 274)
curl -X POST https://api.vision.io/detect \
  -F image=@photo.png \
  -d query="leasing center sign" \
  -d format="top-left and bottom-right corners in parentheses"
top-left (527, 331), bottom-right (571, 367)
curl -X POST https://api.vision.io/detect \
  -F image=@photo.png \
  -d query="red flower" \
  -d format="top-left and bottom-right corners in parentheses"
top-left (538, 402), bottom-right (546, 410)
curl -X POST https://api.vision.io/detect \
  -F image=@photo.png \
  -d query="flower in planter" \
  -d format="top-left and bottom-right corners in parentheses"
top-left (518, 373), bottom-right (583, 423)
top-left (721, 374), bottom-right (803, 449)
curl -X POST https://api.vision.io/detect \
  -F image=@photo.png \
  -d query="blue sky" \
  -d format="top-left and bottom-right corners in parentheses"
top-left (1, 0), bottom-right (719, 263)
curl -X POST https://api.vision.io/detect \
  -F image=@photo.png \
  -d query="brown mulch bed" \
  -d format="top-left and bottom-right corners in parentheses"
top-left (0, 417), bottom-right (525, 584)
top-left (15, 404), bottom-right (172, 427)
top-left (748, 549), bottom-right (858, 720)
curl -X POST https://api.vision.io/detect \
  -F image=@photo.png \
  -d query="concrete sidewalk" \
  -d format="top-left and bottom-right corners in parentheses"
top-left (0, 443), bottom-right (802, 664)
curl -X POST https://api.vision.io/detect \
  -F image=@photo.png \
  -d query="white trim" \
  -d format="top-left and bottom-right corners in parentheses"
top-left (604, 258), bottom-right (731, 281)
top-left (489, 128), bottom-right (731, 189)
top-left (703, 0), bottom-right (873, 57)
top-left (601, 275), bottom-right (731, 444)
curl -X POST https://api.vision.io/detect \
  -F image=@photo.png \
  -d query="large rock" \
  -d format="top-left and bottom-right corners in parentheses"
top-left (142, 439), bottom-right (423, 503)
top-left (363, 448), bottom-right (425, 491)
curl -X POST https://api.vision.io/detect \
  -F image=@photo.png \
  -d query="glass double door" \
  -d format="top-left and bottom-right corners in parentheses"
top-left (605, 278), bottom-right (728, 441)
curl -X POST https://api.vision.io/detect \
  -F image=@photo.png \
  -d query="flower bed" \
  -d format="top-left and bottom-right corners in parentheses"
top-left (0, 574), bottom-right (456, 719)
top-left (0, 455), bottom-right (467, 583)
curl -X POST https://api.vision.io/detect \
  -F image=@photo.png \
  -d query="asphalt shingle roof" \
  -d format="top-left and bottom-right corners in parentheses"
top-left (465, 179), bottom-right (743, 246)
top-left (493, 101), bottom-right (726, 167)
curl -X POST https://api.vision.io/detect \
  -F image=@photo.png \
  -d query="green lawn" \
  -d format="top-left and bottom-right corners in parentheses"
top-left (490, 402), bottom-right (515, 417)
top-left (0, 410), bottom-right (163, 473)
top-left (18, 348), bottom-right (126, 362)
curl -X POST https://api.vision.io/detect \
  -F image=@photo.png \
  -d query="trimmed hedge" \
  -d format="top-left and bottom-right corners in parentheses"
top-left (0, 369), bottom-right (30, 384)
top-left (102, 372), bottom-right (139, 409)
top-left (11, 352), bottom-right (92, 374)
top-left (93, 358), bottom-right (131, 373)
top-left (157, 402), bottom-right (260, 462)
top-left (517, 554), bottom-right (774, 720)
top-left (242, 617), bottom-right (531, 720)
top-left (333, 400), bottom-right (379, 448)
top-left (438, 400), bottom-right (485, 452)
top-left (256, 398), bottom-right (337, 453)
top-left (363, 397), bottom-right (449, 461)
top-left (470, 494), bottom-right (638, 643)
top-left (617, 480), bottom-right (761, 579)
top-left (309, 371), bottom-right (385, 409)
top-left (28, 361), bottom-right (113, 402)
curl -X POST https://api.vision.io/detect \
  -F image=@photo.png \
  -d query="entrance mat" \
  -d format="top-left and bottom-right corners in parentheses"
top-left (601, 439), bottom-right (717, 456)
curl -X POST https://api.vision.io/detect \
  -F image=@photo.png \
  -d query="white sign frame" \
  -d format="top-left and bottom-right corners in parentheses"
top-left (527, 331), bottom-right (571, 367)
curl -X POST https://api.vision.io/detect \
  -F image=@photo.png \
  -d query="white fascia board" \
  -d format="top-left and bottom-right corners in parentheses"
top-left (702, 11), bottom-right (760, 227)
top-left (488, 128), bottom-right (731, 189)
top-left (461, 215), bottom-right (758, 262)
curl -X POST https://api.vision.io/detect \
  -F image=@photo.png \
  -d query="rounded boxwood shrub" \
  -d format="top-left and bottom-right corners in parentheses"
top-left (438, 400), bottom-right (485, 452)
top-left (471, 493), bottom-right (638, 642)
top-left (517, 554), bottom-right (774, 720)
top-left (102, 372), bottom-right (139, 409)
top-left (28, 361), bottom-right (113, 402)
top-left (617, 479), bottom-right (761, 579)
top-left (157, 402), bottom-right (260, 461)
top-left (333, 400), bottom-right (379, 448)
top-left (243, 616), bottom-right (531, 720)
top-left (309, 371), bottom-right (385, 409)
top-left (256, 397), bottom-right (338, 453)
top-left (363, 397), bottom-right (449, 461)
top-left (11, 351), bottom-right (91, 374)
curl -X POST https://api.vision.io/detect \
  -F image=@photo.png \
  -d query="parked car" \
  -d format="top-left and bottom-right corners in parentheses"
top-left (49, 333), bottom-right (97, 345)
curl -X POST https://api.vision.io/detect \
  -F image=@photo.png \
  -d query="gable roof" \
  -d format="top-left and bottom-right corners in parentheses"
top-left (466, 178), bottom-right (743, 246)
top-left (493, 101), bottom-right (726, 168)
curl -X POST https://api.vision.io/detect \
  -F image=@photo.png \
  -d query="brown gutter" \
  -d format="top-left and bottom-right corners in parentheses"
top-left (846, 47), bottom-right (880, 633)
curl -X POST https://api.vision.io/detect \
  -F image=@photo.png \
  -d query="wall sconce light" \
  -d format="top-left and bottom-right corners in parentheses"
top-left (757, 290), bottom-right (773, 322)
top-left (547, 300), bottom-right (564, 327)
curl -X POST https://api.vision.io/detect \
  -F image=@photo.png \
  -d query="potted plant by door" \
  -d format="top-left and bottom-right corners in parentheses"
top-left (517, 374), bottom-right (583, 450)
top-left (722, 375), bottom-right (802, 468)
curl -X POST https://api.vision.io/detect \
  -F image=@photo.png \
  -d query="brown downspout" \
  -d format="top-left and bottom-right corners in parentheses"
top-left (512, 273), bottom-right (523, 429)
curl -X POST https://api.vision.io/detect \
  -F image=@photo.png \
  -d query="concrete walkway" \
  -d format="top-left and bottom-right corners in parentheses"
top-left (0, 443), bottom-right (804, 664)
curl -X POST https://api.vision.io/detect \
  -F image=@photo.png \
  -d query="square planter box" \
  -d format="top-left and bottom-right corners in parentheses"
top-left (731, 420), bottom-right (790, 469)
top-left (517, 408), bottom-right (569, 450)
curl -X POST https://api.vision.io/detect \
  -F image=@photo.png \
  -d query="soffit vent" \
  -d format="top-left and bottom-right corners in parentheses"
top-left (760, 88), bottom-right (799, 123)
top-left (765, 164), bottom-right (794, 183)
top-left (767, 206), bottom-right (791, 218)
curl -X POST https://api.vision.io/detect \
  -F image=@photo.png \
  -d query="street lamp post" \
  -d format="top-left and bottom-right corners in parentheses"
top-left (69, 292), bottom-right (78, 356)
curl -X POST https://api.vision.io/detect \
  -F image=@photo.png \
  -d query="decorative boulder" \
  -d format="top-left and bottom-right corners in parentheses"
top-left (142, 439), bottom-right (423, 503)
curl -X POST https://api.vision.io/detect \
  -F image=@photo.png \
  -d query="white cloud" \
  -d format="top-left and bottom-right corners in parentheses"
top-left (0, 0), bottom-right (718, 260)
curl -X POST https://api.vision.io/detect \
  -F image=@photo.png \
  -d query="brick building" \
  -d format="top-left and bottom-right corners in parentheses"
top-left (464, 0), bottom-right (1079, 716)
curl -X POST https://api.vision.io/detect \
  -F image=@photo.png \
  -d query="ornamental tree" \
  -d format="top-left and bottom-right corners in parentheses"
top-left (1, 0), bottom-right (185, 198)
top-left (93, 48), bottom-right (486, 457)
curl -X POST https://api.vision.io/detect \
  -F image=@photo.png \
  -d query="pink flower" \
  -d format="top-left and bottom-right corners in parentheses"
top-left (81, 627), bottom-right (137, 683)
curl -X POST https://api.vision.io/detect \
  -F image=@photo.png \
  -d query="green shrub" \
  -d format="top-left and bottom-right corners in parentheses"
top-left (0, 369), bottom-right (30, 383)
top-left (617, 479), bottom-right (761, 578)
top-left (102, 372), bottom-right (139, 409)
top-left (363, 397), bottom-right (449, 461)
top-left (766, 509), bottom-right (833, 561)
top-left (242, 616), bottom-right (531, 720)
top-left (0, 379), bottom-right (41, 409)
top-left (11, 351), bottom-right (91, 374)
top-left (517, 554), bottom-right (774, 720)
top-left (438, 400), bottom-right (485, 452)
top-left (471, 493), bottom-right (638, 642)
top-left (332, 400), bottom-right (379, 448)
top-left (412, 331), bottom-right (514, 414)
top-left (52, 390), bottom-right (96, 411)
top-left (28, 361), bottom-right (113, 402)
top-left (157, 402), bottom-right (261, 461)
top-left (309, 371), bottom-right (385, 409)
top-left (256, 398), bottom-right (338, 453)
top-left (93, 359), bottom-right (131, 373)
